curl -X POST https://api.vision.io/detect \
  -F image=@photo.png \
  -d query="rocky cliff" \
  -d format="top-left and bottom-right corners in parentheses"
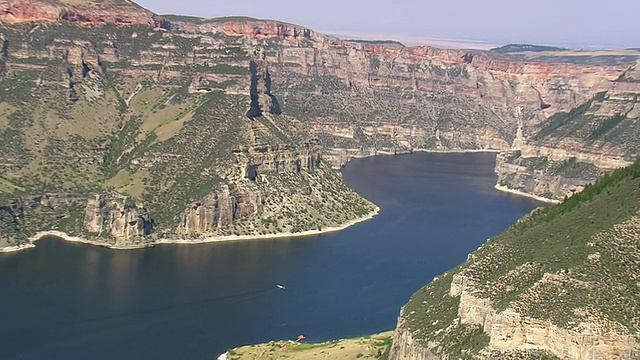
top-left (389, 160), bottom-right (640, 359)
top-left (0, 0), bottom-right (160, 26)
top-left (83, 192), bottom-right (154, 247)
top-left (255, 34), bottom-right (638, 201)
top-left (190, 17), bottom-right (638, 201)
top-left (178, 184), bottom-right (252, 235)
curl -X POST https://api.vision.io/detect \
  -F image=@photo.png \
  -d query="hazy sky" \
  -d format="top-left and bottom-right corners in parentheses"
top-left (134, 0), bottom-right (639, 49)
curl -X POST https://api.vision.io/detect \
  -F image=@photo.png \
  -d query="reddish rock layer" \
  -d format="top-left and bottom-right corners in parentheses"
top-left (218, 19), bottom-right (312, 39)
top-left (0, 0), bottom-right (156, 26)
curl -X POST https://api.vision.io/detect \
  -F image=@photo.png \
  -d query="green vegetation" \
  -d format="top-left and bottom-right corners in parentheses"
top-left (534, 97), bottom-right (596, 140)
top-left (530, 157), bottom-right (639, 226)
top-left (491, 44), bottom-right (567, 53)
top-left (0, 177), bottom-right (26, 194)
top-left (588, 113), bottom-right (626, 140)
top-left (160, 14), bottom-right (206, 23)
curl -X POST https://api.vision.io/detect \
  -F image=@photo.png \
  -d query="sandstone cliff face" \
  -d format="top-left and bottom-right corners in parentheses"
top-left (269, 40), bottom-right (622, 112)
top-left (177, 183), bottom-right (263, 235)
top-left (219, 19), bottom-right (312, 40)
top-left (452, 278), bottom-right (640, 360)
top-left (0, 0), bottom-right (158, 26)
top-left (171, 18), bottom-right (315, 41)
top-left (389, 322), bottom-right (439, 360)
top-left (83, 193), bottom-right (154, 246)
top-left (390, 290), bottom-right (640, 360)
top-left (177, 142), bottom-right (323, 236)
top-left (494, 151), bottom-right (603, 201)
top-left (234, 143), bottom-right (322, 179)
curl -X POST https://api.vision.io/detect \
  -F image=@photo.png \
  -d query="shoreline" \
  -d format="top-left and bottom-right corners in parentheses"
top-left (494, 184), bottom-right (560, 204)
top-left (0, 207), bottom-right (380, 253)
top-left (1, 231), bottom-right (112, 253)
top-left (334, 148), bottom-right (561, 205)
top-left (1, 149), bottom-right (561, 255)
top-left (0, 243), bottom-right (35, 253)
top-left (345, 148), bottom-right (501, 161)
top-left (156, 206), bottom-right (380, 246)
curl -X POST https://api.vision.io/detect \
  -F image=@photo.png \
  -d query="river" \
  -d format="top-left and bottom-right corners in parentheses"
top-left (0, 152), bottom-right (546, 359)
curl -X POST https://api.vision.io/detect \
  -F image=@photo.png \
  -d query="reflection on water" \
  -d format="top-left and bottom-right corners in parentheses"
top-left (0, 152), bottom-right (546, 360)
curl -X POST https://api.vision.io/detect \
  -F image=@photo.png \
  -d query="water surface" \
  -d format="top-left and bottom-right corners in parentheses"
top-left (0, 152), bottom-right (545, 359)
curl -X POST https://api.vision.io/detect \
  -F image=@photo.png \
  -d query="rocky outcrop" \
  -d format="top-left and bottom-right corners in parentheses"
top-left (178, 143), bottom-right (322, 235)
top-left (234, 143), bottom-right (322, 179)
top-left (390, 272), bottom-right (640, 360)
top-left (178, 185), bottom-right (237, 234)
top-left (170, 18), bottom-right (315, 41)
top-left (455, 288), bottom-right (640, 359)
top-left (247, 59), bottom-right (281, 118)
top-left (83, 193), bottom-right (154, 246)
top-left (494, 152), bottom-right (602, 201)
top-left (0, 0), bottom-right (158, 26)
top-left (389, 323), bottom-right (439, 360)
top-left (177, 183), bottom-right (263, 235)
top-left (219, 19), bottom-right (313, 40)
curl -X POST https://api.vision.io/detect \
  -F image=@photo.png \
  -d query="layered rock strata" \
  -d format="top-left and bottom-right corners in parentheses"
top-left (0, 0), bottom-right (159, 26)
top-left (83, 192), bottom-right (154, 246)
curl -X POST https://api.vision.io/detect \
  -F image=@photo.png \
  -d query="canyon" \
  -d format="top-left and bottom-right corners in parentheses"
top-left (0, 1), bottom-right (638, 358)
top-left (0, 1), bottom-right (637, 250)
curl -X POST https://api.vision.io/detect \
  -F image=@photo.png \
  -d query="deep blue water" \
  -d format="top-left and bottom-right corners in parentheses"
top-left (0, 152), bottom-right (545, 360)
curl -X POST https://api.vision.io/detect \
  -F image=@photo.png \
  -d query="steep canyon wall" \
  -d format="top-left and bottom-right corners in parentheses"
top-left (0, 3), bottom-right (638, 248)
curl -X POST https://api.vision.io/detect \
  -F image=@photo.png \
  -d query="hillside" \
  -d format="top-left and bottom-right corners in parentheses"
top-left (491, 44), bottom-right (567, 53)
top-left (0, 1), bottom-right (377, 249)
top-left (389, 158), bottom-right (640, 359)
top-left (0, 0), bottom-right (638, 250)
